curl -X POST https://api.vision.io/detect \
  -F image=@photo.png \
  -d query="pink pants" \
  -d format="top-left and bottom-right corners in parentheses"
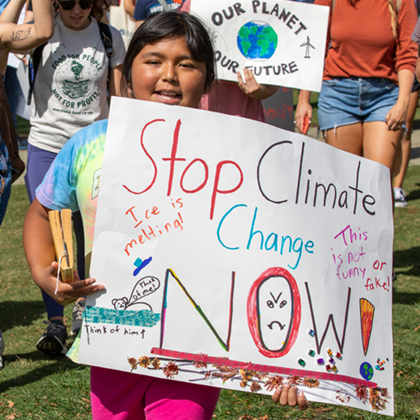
top-left (91, 366), bottom-right (221, 419)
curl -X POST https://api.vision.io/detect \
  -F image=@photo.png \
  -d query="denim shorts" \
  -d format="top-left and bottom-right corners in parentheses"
top-left (317, 77), bottom-right (399, 131)
top-left (0, 133), bottom-right (12, 226)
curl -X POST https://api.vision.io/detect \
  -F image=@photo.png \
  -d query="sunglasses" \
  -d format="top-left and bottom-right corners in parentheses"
top-left (57, 0), bottom-right (94, 10)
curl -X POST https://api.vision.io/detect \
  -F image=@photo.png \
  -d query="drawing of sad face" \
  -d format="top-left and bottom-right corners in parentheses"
top-left (247, 267), bottom-right (301, 358)
top-left (257, 276), bottom-right (292, 351)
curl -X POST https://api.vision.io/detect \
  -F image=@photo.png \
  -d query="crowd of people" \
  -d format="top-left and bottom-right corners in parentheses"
top-left (1, 0), bottom-right (420, 418)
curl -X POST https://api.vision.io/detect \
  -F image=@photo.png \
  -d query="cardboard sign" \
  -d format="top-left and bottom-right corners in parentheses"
top-left (80, 97), bottom-right (394, 416)
top-left (189, 0), bottom-right (329, 91)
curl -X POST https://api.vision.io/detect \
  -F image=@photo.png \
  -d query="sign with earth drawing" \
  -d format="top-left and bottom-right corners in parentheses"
top-left (189, 0), bottom-right (329, 91)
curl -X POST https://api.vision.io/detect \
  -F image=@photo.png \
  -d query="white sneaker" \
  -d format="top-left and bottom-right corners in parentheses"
top-left (394, 188), bottom-right (407, 208)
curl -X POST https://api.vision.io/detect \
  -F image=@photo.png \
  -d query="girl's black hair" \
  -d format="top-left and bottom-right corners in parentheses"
top-left (120, 11), bottom-right (215, 97)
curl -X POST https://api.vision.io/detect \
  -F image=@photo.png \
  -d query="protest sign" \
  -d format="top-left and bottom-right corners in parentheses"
top-left (189, 0), bottom-right (329, 91)
top-left (262, 87), bottom-right (294, 130)
top-left (79, 97), bottom-right (394, 415)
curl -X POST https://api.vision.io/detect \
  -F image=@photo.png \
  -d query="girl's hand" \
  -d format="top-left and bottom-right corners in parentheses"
top-left (237, 68), bottom-right (278, 100)
top-left (272, 383), bottom-right (308, 410)
top-left (387, 69), bottom-right (415, 131)
top-left (43, 261), bottom-right (106, 306)
top-left (385, 98), bottom-right (409, 131)
top-left (24, 199), bottom-right (106, 305)
top-left (295, 91), bottom-right (312, 134)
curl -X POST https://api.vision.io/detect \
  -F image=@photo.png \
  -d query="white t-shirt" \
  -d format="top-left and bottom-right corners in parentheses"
top-left (28, 14), bottom-right (126, 153)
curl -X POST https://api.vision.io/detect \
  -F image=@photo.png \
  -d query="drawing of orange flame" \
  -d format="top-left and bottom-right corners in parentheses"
top-left (360, 298), bottom-right (375, 356)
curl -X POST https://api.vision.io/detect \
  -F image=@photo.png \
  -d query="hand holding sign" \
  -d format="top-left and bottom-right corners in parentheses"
top-left (272, 383), bottom-right (308, 409)
top-left (237, 68), bottom-right (279, 100)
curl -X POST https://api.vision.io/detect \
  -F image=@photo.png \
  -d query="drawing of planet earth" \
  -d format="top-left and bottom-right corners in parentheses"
top-left (359, 362), bottom-right (374, 380)
top-left (237, 21), bottom-right (278, 61)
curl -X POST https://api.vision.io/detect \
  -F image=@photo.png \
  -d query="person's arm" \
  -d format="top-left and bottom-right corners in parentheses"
top-left (236, 68), bottom-right (279, 100)
top-left (416, 48), bottom-right (420, 83)
top-left (295, 90), bottom-right (313, 134)
top-left (133, 0), bottom-right (145, 28)
top-left (23, 199), bottom-right (106, 305)
top-left (124, 0), bottom-right (135, 18)
top-left (0, 0), bottom-right (53, 54)
top-left (389, 0), bottom-right (418, 130)
top-left (109, 64), bottom-right (123, 97)
top-left (385, 68), bottom-right (415, 131)
top-left (23, 0), bottom-right (33, 23)
top-left (0, 0), bottom-right (26, 23)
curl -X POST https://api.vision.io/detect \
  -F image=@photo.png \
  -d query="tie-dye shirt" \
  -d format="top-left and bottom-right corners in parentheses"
top-left (36, 119), bottom-right (108, 273)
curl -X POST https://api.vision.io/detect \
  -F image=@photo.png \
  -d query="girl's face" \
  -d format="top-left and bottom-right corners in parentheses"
top-left (130, 37), bottom-right (207, 108)
top-left (58, 0), bottom-right (93, 31)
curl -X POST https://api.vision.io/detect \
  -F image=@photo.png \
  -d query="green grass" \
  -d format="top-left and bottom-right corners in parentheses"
top-left (1, 173), bottom-right (420, 419)
top-left (16, 116), bottom-right (31, 139)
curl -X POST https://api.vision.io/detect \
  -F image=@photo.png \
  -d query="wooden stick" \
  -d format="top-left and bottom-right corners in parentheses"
top-left (48, 210), bottom-right (74, 283)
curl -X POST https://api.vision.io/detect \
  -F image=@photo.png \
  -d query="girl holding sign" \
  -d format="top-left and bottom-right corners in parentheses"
top-left (295, 0), bottom-right (417, 180)
top-left (23, 11), bottom-right (307, 420)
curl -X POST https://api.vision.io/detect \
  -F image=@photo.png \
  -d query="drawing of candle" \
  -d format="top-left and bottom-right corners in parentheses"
top-left (360, 298), bottom-right (375, 356)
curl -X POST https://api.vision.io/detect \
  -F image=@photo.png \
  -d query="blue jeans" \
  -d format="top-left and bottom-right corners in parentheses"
top-left (318, 77), bottom-right (400, 131)
top-left (0, 134), bottom-right (12, 226)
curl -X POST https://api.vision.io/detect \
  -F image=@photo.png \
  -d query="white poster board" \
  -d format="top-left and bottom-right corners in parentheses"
top-left (80, 97), bottom-right (394, 416)
top-left (189, 0), bottom-right (329, 91)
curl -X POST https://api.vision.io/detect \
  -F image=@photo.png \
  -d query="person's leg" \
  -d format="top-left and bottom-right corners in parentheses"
top-left (363, 121), bottom-right (401, 282)
top-left (0, 175), bottom-right (11, 226)
top-left (394, 88), bottom-right (419, 186)
top-left (393, 90), bottom-right (418, 206)
top-left (363, 122), bottom-right (401, 172)
top-left (91, 366), bottom-right (220, 420)
top-left (393, 136), bottom-right (403, 185)
top-left (323, 122), bottom-right (364, 156)
top-left (3, 66), bottom-right (22, 129)
top-left (0, 136), bottom-right (12, 226)
top-left (363, 121), bottom-right (401, 211)
top-left (25, 144), bottom-right (57, 203)
top-left (91, 366), bottom-right (150, 420)
top-left (145, 379), bottom-right (220, 420)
